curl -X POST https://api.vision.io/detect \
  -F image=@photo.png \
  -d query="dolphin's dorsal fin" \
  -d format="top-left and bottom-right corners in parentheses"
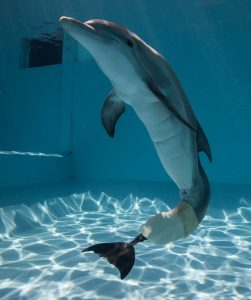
top-left (101, 90), bottom-right (125, 137)
top-left (196, 121), bottom-right (212, 162)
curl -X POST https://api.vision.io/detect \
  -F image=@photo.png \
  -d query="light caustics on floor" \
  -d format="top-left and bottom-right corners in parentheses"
top-left (0, 193), bottom-right (251, 300)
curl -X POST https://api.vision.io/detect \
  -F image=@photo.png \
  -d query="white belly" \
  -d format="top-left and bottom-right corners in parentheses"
top-left (131, 99), bottom-right (199, 190)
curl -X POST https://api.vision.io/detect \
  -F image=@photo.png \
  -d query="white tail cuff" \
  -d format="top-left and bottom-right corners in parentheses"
top-left (140, 201), bottom-right (199, 244)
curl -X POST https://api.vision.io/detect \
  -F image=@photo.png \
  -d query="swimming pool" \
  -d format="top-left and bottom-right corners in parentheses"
top-left (1, 183), bottom-right (250, 299)
top-left (1, 1), bottom-right (251, 299)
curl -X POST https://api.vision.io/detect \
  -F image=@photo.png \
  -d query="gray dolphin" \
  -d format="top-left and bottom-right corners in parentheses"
top-left (60, 17), bottom-right (212, 280)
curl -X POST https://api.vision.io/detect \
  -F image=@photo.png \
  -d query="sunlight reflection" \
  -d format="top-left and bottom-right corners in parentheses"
top-left (0, 192), bottom-right (250, 299)
top-left (0, 150), bottom-right (64, 157)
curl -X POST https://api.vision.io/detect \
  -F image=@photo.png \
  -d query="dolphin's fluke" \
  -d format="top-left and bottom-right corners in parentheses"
top-left (82, 234), bottom-right (147, 279)
top-left (83, 242), bottom-right (135, 279)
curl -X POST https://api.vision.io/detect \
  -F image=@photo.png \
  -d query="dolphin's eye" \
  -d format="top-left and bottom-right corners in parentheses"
top-left (127, 39), bottom-right (134, 47)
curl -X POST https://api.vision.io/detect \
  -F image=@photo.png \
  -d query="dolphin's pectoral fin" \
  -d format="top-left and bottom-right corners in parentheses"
top-left (101, 90), bottom-right (125, 137)
top-left (82, 242), bottom-right (135, 279)
top-left (146, 80), bottom-right (196, 132)
top-left (197, 121), bottom-right (212, 162)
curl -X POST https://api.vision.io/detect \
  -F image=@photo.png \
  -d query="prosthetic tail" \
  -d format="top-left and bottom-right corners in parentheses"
top-left (82, 234), bottom-right (147, 279)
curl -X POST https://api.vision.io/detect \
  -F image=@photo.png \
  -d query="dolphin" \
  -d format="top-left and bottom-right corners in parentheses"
top-left (60, 17), bottom-right (212, 280)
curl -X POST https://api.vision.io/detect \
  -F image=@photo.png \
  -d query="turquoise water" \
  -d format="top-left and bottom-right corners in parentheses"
top-left (1, 1), bottom-right (251, 299)
top-left (1, 190), bottom-right (251, 299)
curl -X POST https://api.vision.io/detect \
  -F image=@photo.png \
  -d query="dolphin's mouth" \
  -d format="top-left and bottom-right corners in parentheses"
top-left (59, 16), bottom-right (96, 33)
top-left (59, 16), bottom-right (118, 45)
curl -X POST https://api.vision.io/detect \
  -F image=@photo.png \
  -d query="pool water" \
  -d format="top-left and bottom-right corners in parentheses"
top-left (1, 1), bottom-right (251, 299)
top-left (1, 189), bottom-right (251, 299)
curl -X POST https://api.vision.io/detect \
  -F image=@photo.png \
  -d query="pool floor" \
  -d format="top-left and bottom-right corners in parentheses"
top-left (0, 190), bottom-right (251, 299)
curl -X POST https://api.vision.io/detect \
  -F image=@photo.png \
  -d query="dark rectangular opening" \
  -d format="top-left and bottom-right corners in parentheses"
top-left (27, 38), bottom-right (63, 68)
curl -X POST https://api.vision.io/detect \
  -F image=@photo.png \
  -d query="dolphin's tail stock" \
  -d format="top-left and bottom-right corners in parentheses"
top-left (82, 234), bottom-right (147, 279)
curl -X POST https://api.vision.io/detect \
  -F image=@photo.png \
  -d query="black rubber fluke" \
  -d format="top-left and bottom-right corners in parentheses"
top-left (82, 234), bottom-right (147, 279)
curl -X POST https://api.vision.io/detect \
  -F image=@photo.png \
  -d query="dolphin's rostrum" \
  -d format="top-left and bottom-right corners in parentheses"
top-left (60, 17), bottom-right (212, 279)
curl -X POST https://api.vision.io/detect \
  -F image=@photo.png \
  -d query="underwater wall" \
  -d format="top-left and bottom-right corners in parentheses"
top-left (0, 0), bottom-right (251, 188)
